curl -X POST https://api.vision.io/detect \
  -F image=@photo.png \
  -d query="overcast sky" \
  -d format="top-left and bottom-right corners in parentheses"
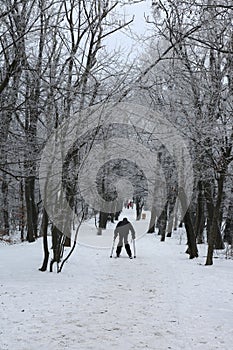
top-left (104, 0), bottom-right (152, 57)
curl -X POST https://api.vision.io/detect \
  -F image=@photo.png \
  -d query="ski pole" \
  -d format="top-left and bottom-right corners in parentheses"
top-left (110, 238), bottom-right (115, 258)
top-left (133, 239), bottom-right (136, 258)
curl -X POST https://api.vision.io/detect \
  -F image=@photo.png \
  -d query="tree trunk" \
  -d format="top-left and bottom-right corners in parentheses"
top-left (147, 206), bottom-right (157, 233)
top-left (157, 202), bottom-right (168, 242)
top-left (1, 174), bottom-right (10, 235)
top-left (99, 211), bottom-right (108, 230)
top-left (114, 211), bottom-right (121, 221)
top-left (50, 226), bottom-right (64, 272)
top-left (25, 176), bottom-right (37, 242)
top-left (166, 197), bottom-right (176, 237)
top-left (19, 180), bottom-right (25, 241)
top-left (223, 204), bottom-right (233, 245)
top-left (223, 190), bottom-right (233, 245)
top-left (195, 180), bottom-right (205, 244)
top-left (39, 208), bottom-right (49, 272)
top-left (173, 200), bottom-right (179, 231)
top-left (135, 196), bottom-right (143, 221)
top-left (206, 174), bottom-right (225, 265)
top-left (178, 187), bottom-right (198, 259)
top-left (183, 209), bottom-right (199, 258)
top-left (109, 212), bottom-right (114, 223)
top-left (203, 180), bottom-right (214, 243)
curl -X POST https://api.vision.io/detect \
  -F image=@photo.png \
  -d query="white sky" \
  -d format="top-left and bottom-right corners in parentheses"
top-left (104, 0), bottom-right (153, 57)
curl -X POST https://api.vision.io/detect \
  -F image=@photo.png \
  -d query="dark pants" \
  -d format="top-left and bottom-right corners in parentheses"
top-left (116, 243), bottom-right (132, 257)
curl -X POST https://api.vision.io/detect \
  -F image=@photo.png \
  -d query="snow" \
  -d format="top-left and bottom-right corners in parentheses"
top-left (1, 208), bottom-right (233, 350)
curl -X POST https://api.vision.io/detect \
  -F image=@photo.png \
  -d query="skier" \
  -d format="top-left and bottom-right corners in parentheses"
top-left (113, 217), bottom-right (136, 258)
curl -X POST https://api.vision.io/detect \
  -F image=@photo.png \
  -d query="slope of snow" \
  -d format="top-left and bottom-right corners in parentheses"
top-left (0, 208), bottom-right (233, 350)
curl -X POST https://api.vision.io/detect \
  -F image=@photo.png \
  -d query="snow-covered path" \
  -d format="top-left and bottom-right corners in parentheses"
top-left (1, 209), bottom-right (233, 350)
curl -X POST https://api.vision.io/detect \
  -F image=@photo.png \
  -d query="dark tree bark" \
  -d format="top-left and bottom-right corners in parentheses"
top-left (203, 180), bottom-right (214, 244)
top-left (166, 197), bottom-right (176, 237)
top-left (50, 226), bottom-right (65, 272)
top-left (157, 202), bottom-right (168, 242)
top-left (183, 210), bottom-right (199, 259)
top-left (147, 206), bottom-right (157, 233)
top-left (1, 174), bottom-right (9, 235)
top-left (195, 180), bottom-right (205, 244)
top-left (39, 208), bottom-right (49, 272)
top-left (114, 211), bottom-right (121, 221)
top-left (206, 173), bottom-right (225, 265)
top-left (223, 190), bottom-right (233, 245)
top-left (135, 196), bottom-right (143, 220)
top-left (19, 180), bottom-right (25, 241)
top-left (178, 221), bottom-right (183, 228)
top-left (178, 187), bottom-right (198, 259)
top-left (204, 179), bottom-right (224, 251)
top-left (99, 211), bottom-right (108, 230)
top-left (223, 198), bottom-right (233, 245)
top-left (173, 199), bottom-right (179, 231)
top-left (25, 176), bottom-right (37, 242)
top-left (109, 212), bottom-right (114, 223)
top-left (0, 71), bottom-right (21, 237)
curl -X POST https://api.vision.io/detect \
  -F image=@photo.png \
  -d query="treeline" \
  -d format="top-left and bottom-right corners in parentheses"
top-left (0, 0), bottom-right (232, 270)
top-left (136, 0), bottom-right (233, 265)
top-left (0, 0), bottom-right (133, 242)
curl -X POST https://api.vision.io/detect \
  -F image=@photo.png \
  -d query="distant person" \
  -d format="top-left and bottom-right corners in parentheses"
top-left (113, 217), bottom-right (136, 258)
top-left (127, 200), bottom-right (133, 209)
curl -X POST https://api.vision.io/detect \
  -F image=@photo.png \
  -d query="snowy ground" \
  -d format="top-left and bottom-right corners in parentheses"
top-left (1, 208), bottom-right (233, 350)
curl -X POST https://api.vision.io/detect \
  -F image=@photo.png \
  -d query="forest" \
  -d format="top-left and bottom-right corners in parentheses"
top-left (0, 0), bottom-right (233, 270)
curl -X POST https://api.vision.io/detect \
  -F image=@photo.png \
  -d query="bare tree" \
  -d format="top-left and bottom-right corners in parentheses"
top-left (134, 0), bottom-right (233, 263)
